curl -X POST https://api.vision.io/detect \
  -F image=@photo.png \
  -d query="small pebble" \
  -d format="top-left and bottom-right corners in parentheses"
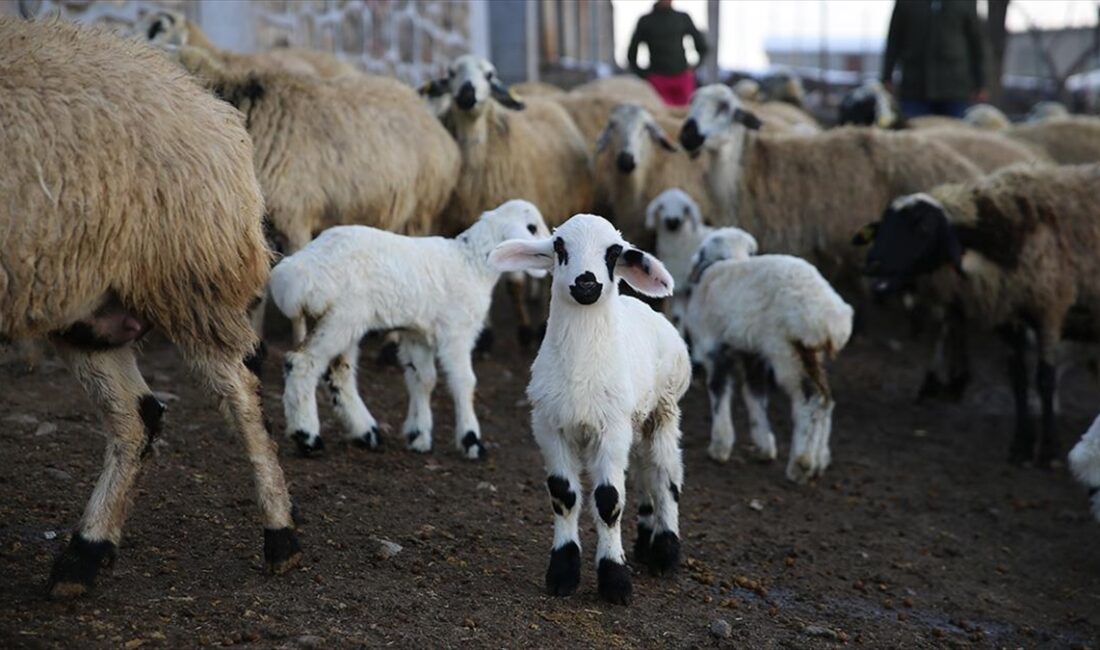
top-left (34, 422), bottom-right (58, 437)
top-left (748, 499), bottom-right (764, 512)
top-left (709, 618), bottom-right (732, 639)
top-left (44, 467), bottom-right (72, 481)
top-left (376, 539), bottom-right (403, 559)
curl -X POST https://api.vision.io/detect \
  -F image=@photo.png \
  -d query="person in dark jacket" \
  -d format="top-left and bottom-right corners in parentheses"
top-left (881, 0), bottom-right (987, 118)
top-left (627, 0), bottom-right (708, 107)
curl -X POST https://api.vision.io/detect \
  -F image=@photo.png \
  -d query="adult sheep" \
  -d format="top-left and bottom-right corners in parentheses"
top-left (1005, 117), bottom-right (1100, 164)
top-left (917, 128), bottom-right (1051, 173)
top-left (857, 164), bottom-right (1100, 466)
top-left (1, 18), bottom-right (300, 598)
top-left (678, 84), bottom-right (980, 282)
top-left (136, 10), bottom-right (357, 78)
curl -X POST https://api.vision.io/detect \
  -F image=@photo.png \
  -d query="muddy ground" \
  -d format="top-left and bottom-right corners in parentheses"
top-left (1, 293), bottom-right (1098, 649)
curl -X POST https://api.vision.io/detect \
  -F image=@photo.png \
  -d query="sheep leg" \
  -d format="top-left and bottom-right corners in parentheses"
top-left (324, 343), bottom-right (380, 449)
top-left (47, 345), bottom-right (161, 599)
top-left (703, 345), bottom-right (736, 463)
top-left (534, 414), bottom-right (582, 597)
top-left (630, 444), bottom-right (656, 566)
top-left (283, 315), bottom-right (361, 456)
top-left (1035, 331), bottom-right (1061, 467)
top-left (589, 423), bottom-right (633, 605)
top-left (776, 346), bottom-right (832, 484)
top-left (437, 331), bottom-right (484, 460)
top-left (736, 351), bottom-right (777, 461)
top-left (192, 350), bottom-right (300, 575)
top-left (1001, 323), bottom-right (1035, 464)
top-left (398, 337), bottom-right (437, 453)
top-left (637, 399), bottom-right (684, 577)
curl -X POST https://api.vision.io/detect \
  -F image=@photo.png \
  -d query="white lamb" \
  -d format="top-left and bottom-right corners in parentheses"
top-left (270, 200), bottom-right (550, 460)
top-left (684, 229), bottom-right (854, 483)
top-left (645, 189), bottom-right (719, 333)
top-left (1069, 414), bottom-right (1100, 522)
top-left (490, 214), bottom-right (691, 606)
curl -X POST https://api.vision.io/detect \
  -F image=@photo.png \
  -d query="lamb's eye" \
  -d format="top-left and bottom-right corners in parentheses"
top-left (716, 101), bottom-right (730, 115)
top-left (527, 224), bottom-right (537, 234)
top-left (486, 71), bottom-right (494, 81)
top-left (553, 237), bottom-right (568, 265)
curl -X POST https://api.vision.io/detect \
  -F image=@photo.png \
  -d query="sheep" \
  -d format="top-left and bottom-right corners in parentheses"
top-left (512, 80), bottom-right (565, 97)
top-left (0, 17), bottom-right (300, 597)
top-left (489, 214), bottom-right (691, 605)
top-left (916, 127), bottom-right (1051, 173)
top-left (760, 70), bottom-right (807, 108)
top-left (592, 104), bottom-right (714, 243)
top-left (837, 80), bottom-right (899, 128)
top-left (856, 164), bottom-right (1100, 466)
top-left (685, 229), bottom-right (854, 482)
top-left (136, 10), bottom-right (357, 78)
top-left (732, 78), bottom-right (762, 102)
top-left (270, 200), bottom-right (551, 459)
top-left (1005, 117), bottom-right (1100, 164)
top-left (746, 100), bottom-right (821, 134)
top-left (678, 84), bottom-right (981, 284)
top-left (573, 74), bottom-right (667, 110)
top-left (964, 103), bottom-right (1011, 130)
top-left (1027, 100), bottom-right (1070, 123)
top-left (1069, 414), bottom-right (1100, 522)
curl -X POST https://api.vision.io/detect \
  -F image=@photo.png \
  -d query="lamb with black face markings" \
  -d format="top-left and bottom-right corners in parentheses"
top-left (490, 215), bottom-right (691, 606)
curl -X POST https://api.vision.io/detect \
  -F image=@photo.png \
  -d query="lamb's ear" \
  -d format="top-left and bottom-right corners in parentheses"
top-left (617, 248), bottom-right (674, 297)
top-left (687, 253), bottom-right (709, 285)
top-left (644, 200), bottom-right (662, 230)
top-left (420, 78), bottom-right (450, 98)
top-left (594, 124), bottom-right (612, 154)
top-left (733, 108), bottom-right (763, 131)
top-left (489, 238), bottom-right (554, 273)
top-left (645, 121), bottom-right (679, 152)
top-left (851, 223), bottom-right (879, 246)
top-left (490, 79), bottom-right (525, 110)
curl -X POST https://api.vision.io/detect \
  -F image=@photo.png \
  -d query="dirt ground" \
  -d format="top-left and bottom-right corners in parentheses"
top-left (1, 293), bottom-right (1098, 650)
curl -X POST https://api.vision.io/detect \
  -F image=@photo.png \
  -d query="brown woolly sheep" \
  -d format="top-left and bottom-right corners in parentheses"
top-left (511, 80), bottom-right (566, 98)
top-left (917, 128), bottom-right (1051, 173)
top-left (679, 85), bottom-right (981, 283)
top-left (0, 18), bottom-right (300, 598)
top-left (858, 164), bottom-right (1100, 466)
top-left (573, 74), bottom-right (667, 110)
top-left (1006, 117), bottom-right (1100, 164)
top-left (136, 10), bottom-right (357, 78)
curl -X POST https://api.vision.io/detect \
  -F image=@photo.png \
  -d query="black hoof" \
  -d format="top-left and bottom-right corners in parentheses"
top-left (461, 431), bottom-right (487, 460)
top-left (646, 531), bottom-right (681, 576)
top-left (473, 328), bottom-right (495, 357)
top-left (47, 533), bottom-right (116, 599)
top-left (263, 527), bottom-right (303, 575)
top-left (545, 542), bottom-right (581, 597)
top-left (406, 430), bottom-right (421, 444)
top-left (243, 341), bottom-right (268, 380)
top-left (597, 558), bottom-right (633, 605)
top-left (376, 341), bottom-right (400, 368)
top-left (633, 522), bottom-right (653, 565)
top-left (292, 430), bottom-right (324, 457)
top-left (352, 426), bottom-right (381, 450)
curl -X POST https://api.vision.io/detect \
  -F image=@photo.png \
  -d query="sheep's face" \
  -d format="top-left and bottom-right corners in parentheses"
top-left (645, 188), bottom-right (703, 234)
top-left (839, 81), bottom-right (896, 128)
top-left (595, 104), bottom-right (677, 175)
top-left (680, 85), bottom-right (761, 154)
top-left (687, 227), bottom-right (759, 284)
top-left (490, 214), bottom-right (673, 307)
top-left (135, 10), bottom-right (189, 47)
top-left (856, 194), bottom-right (961, 297)
top-left (427, 55), bottom-right (523, 116)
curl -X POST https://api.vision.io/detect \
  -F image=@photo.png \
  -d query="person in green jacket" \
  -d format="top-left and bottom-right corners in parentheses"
top-left (627, 0), bottom-right (708, 107)
top-left (881, 0), bottom-right (987, 118)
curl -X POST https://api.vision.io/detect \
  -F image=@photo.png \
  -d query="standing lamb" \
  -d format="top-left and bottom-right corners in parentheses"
top-left (679, 84), bottom-right (980, 283)
top-left (1, 18), bottom-right (300, 598)
top-left (490, 215), bottom-right (691, 605)
top-left (271, 200), bottom-right (550, 459)
top-left (684, 230), bottom-right (854, 482)
top-left (857, 164), bottom-right (1100, 466)
top-left (1069, 414), bottom-right (1100, 522)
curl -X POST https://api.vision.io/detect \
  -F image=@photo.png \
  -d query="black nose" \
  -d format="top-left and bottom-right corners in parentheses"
top-left (616, 151), bottom-right (636, 174)
top-left (455, 82), bottom-right (476, 110)
top-left (569, 271), bottom-right (603, 305)
top-left (680, 119), bottom-right (704, 151)
top-left (665, 217), bottom-right (682, 232)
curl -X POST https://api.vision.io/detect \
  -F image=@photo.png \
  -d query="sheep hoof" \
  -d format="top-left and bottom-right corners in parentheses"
top-left (633, 523), bottom-right (653, 565)
top-left (461, 431), bottom-right (487, 460)
top-left (545, 542), bottom-right (581, 597)
top-left (786, 458), bottom-right (814, 484)
top-left (1089, 488), bottom-right (1100, 523)
top-left (47, 533), bottom-right (116, 600)
top-left (405, 430), bottom-right (432, 453)
top-left (263, 527), bottom-right (303, 575)
top-left (706, 442), bottom-right (732, 464)
top-left (748, 442), bottom-right (777, 463)
top-left (352, 426), bottom-right (381, 451)
top-left (646, 531), bottom-right (680, 577)
top-left (291, 430), bottom-right (324, 457)
top-left (596, 559), bottom-right (633, 606)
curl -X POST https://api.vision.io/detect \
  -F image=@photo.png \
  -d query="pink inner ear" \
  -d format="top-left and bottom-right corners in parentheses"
top-left (619, 249), bottom-right (674, 297)
top-left (489, 239), bottom-right (553, 273)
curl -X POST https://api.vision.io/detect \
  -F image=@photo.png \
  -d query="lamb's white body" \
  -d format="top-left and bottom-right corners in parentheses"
top-left (490, 214), bottom-right (690, 605)
top-left (686, 239), bottom-right (853, 483)
top-left (646, 189), bottom-right (714, 332)
top-left (271, 200), bottom-right (549, 459)
top-left (1069, 414), bottom-right (1100, 522)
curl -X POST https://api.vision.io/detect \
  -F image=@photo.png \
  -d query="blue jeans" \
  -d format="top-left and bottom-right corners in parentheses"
top-left (900, 99), bottom-right (969, 119)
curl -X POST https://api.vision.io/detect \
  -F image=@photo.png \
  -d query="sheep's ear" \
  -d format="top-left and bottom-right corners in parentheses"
top-left (733, 108), bottom-right (762, 130)
top-left (594, 124), bottom-right (612, 154)
top-left (490, 79), bottom-right (525, 110)
top-left (644, 201), bottom-right (662, 230)
top-left (851, 223), bottom-right (879, 246)
top-left (617, 248), bottom-right (674, 297)
top-left (646, 122), bottom-right (679, 152)
top-left (687, 254), bottom-right (709, 285)
top-left (420, 78), bottom-right (450, 98)
top-left (489, 238), bottom-right (554, 273)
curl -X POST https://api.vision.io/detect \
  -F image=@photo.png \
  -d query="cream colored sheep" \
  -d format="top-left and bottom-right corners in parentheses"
top-left (963, 103), bottom-right (1011, 130)
top-left (512, 80), bottom-right (565, 97)
top-left (136, 10), bottom-right (357, 78)
top-left (573, 74), bottom-right (667, 110)
top-left (917, 128), bottom-right (1051, 172)
top-left (1, 17), bottom-right (300, 598)
top-left (1006, 117), bottom-right (1100, 164)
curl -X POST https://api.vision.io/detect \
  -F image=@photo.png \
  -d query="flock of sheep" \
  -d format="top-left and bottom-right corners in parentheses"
top-left (3, 12), bottom-right (1100, 607)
